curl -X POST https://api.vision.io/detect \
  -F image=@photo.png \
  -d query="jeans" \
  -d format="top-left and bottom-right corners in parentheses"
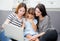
top-left (0, 31), bottom-right (10, 41)
top-left (40, 30), bottom-right (58, 41)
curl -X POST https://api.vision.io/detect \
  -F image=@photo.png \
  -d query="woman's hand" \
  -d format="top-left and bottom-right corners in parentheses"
top-left (30, 35), bottom-right (38, 41)
top-left (28, 19), bottom-right (33, 23)
top-left (2, 19), bottom-right (10, 28)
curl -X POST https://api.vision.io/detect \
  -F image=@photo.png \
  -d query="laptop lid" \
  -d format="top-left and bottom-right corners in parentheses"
top-left (4, 24), bottom-right (24, 41)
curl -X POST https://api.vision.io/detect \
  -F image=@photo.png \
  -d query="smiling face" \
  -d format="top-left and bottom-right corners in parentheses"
top-left (35, 8), bottom-right (42, 17)
top-left (18, 7), bottom-right (25, 17)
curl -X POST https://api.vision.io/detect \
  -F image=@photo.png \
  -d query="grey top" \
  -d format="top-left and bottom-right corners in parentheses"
top-left (38, 15), bottom-right (55, 33)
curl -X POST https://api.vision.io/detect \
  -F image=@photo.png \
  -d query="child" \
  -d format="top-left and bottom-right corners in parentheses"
top-left (24, 8), bottom-right (39, 41)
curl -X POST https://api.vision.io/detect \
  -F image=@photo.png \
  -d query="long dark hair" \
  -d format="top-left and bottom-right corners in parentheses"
top-left (35, 3), bottom-right (47, 17)
top-left (35, 3), bottom-right (47, 30)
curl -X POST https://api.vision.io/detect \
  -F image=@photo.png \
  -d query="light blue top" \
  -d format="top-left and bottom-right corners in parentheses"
top-left (24, 19), bottom-right (38, 36)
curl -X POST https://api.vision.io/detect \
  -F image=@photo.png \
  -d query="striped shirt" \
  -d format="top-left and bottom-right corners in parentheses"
top-left (8, 12), bottom-right (25, 27)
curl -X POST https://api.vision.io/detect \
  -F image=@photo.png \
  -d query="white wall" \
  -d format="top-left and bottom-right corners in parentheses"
top-left (23, 0), bottom-right (60, 11)
top-left (0, 0), bottom-right (60, 11)
top-left (24, 0), bottom-right (39, 8)
top-left (0, 0), bottom-right (13, 11)
top-left (40, 0), bottom-right (60, 8)
top-left (24, 0), bottom-right (60, 8)
top-left (13, 0), bottom-right (23, 8)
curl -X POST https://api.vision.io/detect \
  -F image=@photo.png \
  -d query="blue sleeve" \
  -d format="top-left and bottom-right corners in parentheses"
top-left (34, 19), bottom-right (37, 25)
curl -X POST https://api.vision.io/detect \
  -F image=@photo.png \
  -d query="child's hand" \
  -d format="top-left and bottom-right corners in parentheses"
top-left (29, 19), bottom-right (33, 23)
top-left (29, 36), bottom-right (37, 41)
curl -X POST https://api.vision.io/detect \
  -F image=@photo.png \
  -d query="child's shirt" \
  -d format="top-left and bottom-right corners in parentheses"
top-left (24, 19), bottom-right (38, 36)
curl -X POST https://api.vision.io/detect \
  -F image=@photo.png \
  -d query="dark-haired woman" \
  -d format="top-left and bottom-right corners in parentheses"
top-left (30, 3), bottom-right (58, 41)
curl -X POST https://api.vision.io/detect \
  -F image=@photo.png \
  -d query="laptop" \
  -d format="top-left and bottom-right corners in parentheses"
top-left (3, 24), bottom-right (24, 41)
